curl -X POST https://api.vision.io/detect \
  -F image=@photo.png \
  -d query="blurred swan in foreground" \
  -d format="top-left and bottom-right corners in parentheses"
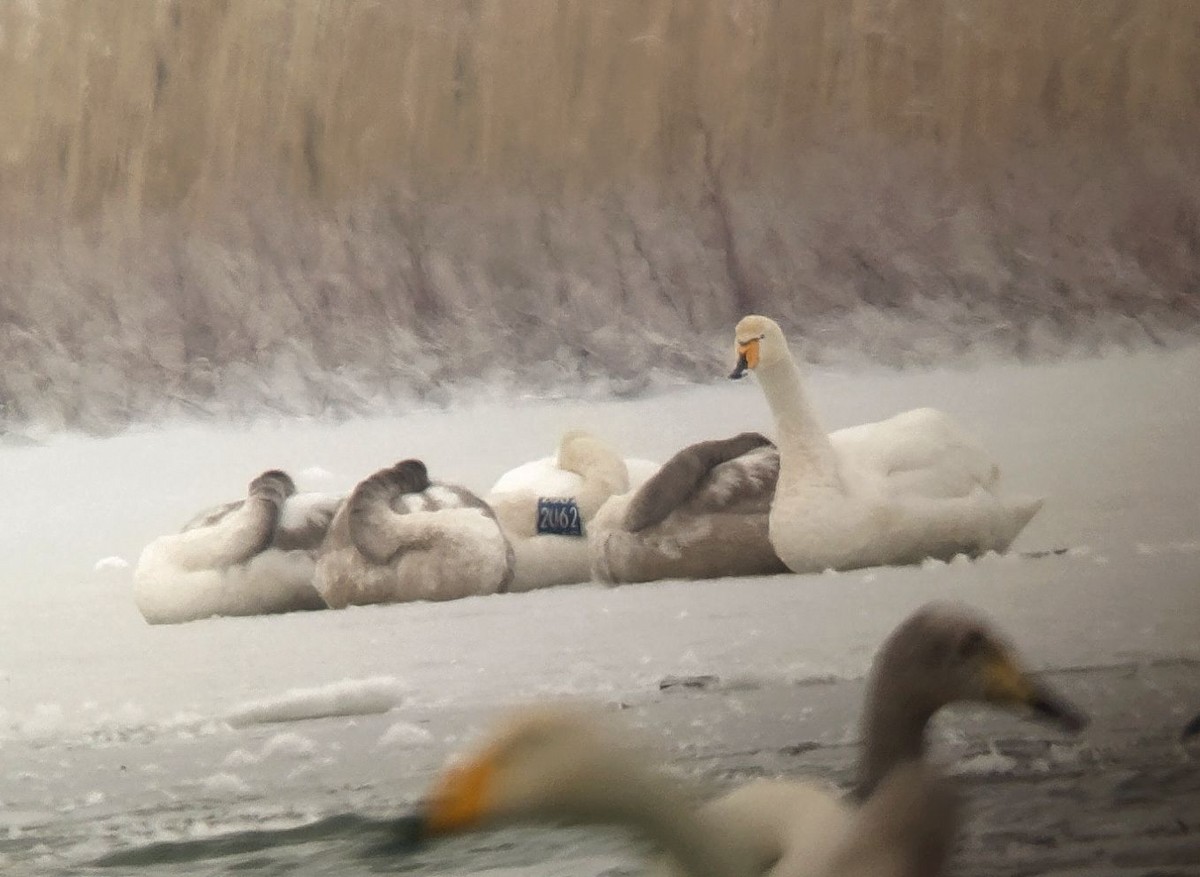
top-left (1184, 711), bottom-right (1200, 741)
top-left (398, 602), bottom-right (1086, 876)
top-left (314, 459), bottom-right (513, 607)
top-left (731, 315), bottom-right (1043, 573)
top-left (134, 470), bottom-right (339, 624)
top-left (588, 432), bottom-right (787, 583)
top-left (486, 431), bottom-right (659, 590)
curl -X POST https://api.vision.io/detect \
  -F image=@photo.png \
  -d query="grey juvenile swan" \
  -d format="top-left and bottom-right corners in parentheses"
top-left (589, 432), bottom-right (787, 584)
top-left (314, 459), bottom-right (514, 607)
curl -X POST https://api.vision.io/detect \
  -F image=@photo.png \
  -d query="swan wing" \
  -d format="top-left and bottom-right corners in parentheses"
top-left (831, 408), bottom-right (1000, 500)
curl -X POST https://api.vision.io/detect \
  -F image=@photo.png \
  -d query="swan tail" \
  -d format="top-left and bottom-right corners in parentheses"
top-left (346, 460), bottom-right (432, 563)
top-left (134, 549), bottom-right (325, 624)
top-left (992, 495), bottom-right (1045, 552)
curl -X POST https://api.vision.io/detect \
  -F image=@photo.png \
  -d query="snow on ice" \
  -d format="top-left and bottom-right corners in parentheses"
top-left (0, 346), bottom-right (1197, 874)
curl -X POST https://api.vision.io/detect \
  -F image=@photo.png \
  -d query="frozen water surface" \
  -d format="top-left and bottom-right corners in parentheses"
top-left (1, 348), bottom-right (1199, 875)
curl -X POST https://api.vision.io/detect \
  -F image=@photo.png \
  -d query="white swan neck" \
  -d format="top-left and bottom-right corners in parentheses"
top-left (596, 767), bottom-right (749, 877)
top-left (756, 356), bottom-right (839, 478)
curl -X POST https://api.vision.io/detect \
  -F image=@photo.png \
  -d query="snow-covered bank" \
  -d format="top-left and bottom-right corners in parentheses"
top-left (1, 346), bottom-right (1198, 873)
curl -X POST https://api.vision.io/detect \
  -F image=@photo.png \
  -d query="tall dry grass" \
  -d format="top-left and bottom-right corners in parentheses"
top-left (0, 1), bottom-right (1197, 433)
top-left (1, 0), bottom-right (1196, 214)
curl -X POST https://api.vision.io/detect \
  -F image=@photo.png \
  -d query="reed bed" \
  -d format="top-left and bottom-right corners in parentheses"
top-left (0, 1), bottom-right (1196, 433)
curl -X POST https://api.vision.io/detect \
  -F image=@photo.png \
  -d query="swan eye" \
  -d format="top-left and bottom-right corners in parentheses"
top-left (956, 629), bottom-right (988, 660)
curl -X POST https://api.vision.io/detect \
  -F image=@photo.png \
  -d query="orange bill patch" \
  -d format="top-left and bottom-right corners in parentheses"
top-left (425, 751), bottom-right (496, 835)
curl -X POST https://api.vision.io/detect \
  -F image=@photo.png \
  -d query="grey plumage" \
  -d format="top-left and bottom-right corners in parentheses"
top-left (623, 432), bottom-right (777, 532)
top-left (348, 460), bottom-right (433, 562)
top-left (591, 433), bottom-right (785, 584)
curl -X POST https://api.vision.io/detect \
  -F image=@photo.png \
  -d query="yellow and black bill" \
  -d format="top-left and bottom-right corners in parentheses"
top-left (983, 654), bottom-right (1088, 733)
top-left (730, 335), bottom-right (762, 379)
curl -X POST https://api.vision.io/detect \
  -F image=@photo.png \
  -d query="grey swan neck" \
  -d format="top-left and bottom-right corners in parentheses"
top-left (756, 356), bottom-right (839, 481)
top-left (854, 675), bottom-right (937, 802)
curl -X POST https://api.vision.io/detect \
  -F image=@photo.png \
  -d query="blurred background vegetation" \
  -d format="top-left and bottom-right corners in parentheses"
top-left (1, 0), bottom-right (1197, 432)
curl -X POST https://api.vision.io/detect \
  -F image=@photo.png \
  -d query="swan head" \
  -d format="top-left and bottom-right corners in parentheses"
top-left (730, 315), bottom-right (787, 379)
top-left (383, 459), bottom-right (431, 494)
top-left (556, 430), bottom-right (612, 471)
top-left (868, 602), bottom-right (1088, 732)
top-left (1183, 711), bottom-right (1200, 741)
top-left (248, 469), bottom-right (297, 500)
top-left (399, 705), bottom-right (659, 842)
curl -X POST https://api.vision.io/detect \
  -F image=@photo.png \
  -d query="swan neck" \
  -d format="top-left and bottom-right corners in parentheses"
top-left (605, 769), bottom-right (748, 877)
top-left (756, 356), bottom-right (835, 468)
top-left (854, 684), bottom-right (934, 801)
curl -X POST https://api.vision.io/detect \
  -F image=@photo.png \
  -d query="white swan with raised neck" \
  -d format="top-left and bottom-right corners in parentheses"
top-left (732, 315), bottom-right (1042, 573)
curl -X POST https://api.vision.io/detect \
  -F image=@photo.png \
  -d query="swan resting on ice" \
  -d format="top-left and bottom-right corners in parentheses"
top-left (730, 314), bottom-right (1044, 573)
top-left (314, 459), bottom-right (514, 607)
top-left (588, 432), bottom-right (788, 584)
top-left (487, 430), bottom-right (659, 590)
top-left (133, 470), bottom-right (340, 624)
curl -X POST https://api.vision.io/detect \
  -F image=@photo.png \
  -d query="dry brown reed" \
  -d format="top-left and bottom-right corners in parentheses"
top-left (0, 1), bottom-right (1196, 433)
top-left (0, 0), bottom-right (1195, 215)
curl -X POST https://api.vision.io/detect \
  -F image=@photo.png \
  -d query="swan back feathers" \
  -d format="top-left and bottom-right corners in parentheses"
top-left (347, 459), bottom-right (468, 563)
